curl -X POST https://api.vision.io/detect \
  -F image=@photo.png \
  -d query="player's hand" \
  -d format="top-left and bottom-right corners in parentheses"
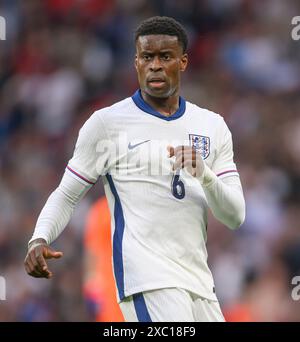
top-left (24, 238), bottom-right (63, 279)
top-left (167, 145), bottom-right (205, 178)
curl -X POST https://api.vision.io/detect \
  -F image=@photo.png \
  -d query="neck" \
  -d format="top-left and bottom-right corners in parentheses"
top-left (141, 90), bottom-right (180, 117)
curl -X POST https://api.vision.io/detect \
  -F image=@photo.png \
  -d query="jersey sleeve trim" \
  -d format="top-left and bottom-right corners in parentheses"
top-left (217, 169), bottom-right (239, 177)
top-left (66, 166), bottom-right (95, 185)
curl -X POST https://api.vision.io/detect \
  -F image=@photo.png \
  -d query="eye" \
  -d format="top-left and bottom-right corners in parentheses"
top-left (143, 55), bottom-right (151, 61)
top-left (162, 54), bottom-right (171, 61)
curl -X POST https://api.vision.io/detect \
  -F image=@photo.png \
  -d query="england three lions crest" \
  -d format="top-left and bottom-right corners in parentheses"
top-left (189, 134), bottom-right (210, 159)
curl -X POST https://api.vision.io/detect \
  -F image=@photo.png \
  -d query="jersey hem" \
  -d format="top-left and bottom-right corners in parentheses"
top-left (120, 283), bottom-right (218, 303)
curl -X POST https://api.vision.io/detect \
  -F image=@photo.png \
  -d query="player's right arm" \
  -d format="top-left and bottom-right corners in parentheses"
top-left (24, 172), bottom-right (91, 278)
top-left (24, 111), bottom-right (111, 278)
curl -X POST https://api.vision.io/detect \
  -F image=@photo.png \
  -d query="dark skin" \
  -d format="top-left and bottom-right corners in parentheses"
top-left (24, 238), bottom-right (63, 278)
top-left (24, 34), bottom-right (204, 279)
top-left (135, 35), bottom-right (204, 175)
top-left (135, 34), bottom-right (188, 116)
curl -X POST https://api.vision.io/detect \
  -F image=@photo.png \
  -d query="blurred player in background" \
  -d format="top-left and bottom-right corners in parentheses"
top-left (83, 197), bottom-right (124, 322)
top-left (24, 16), bottom-right (245, 322)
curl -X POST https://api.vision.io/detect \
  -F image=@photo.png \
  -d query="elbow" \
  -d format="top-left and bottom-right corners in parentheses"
top-left (228, 214), bottom-right (245, 230)
top-left (228, 202), bottom-right (246, 230)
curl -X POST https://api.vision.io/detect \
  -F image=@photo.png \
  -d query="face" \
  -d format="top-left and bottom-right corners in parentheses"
top-left (135, 35), bottom-right (188, 98)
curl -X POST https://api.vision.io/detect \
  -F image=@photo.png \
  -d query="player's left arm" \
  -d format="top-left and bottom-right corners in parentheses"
top-left (168, 122), bottom-right (245, 230)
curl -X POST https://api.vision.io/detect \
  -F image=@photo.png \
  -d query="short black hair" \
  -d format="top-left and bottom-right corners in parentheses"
top-left (135, 16), bottom-right (188, 53)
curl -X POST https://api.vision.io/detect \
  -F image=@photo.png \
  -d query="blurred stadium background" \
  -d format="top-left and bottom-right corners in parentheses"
top-left (1, 0), bottom-right (300, 321)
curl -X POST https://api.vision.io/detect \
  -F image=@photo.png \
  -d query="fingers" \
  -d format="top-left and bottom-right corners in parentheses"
top-left (35, 252), bottom-right (52, 278)
top-left (167, 145), bottom-right (204, 177)
top-left (172, 147), bottom-right (197, 170)
top-left (24, 245), bottom-right (63, 279)
top-left (167, 145), bottom-right (174, 157)
top-left (44, 249), bottom-right (63, 259)
top-left (24, 254), bottom-right (36, 276)
top-left (29, 252), bottom-right (44, 275)
top-left (173, 151), bottom-right (195, 170)
top-left (168, 145), bottom-right (195, 159)
top-left (53, 251), bottom-right (63, 259)
top-left (25, 251), bottom-right (48, 278)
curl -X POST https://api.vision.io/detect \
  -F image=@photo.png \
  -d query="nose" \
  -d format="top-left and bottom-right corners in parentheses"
top-left (149, 56), bottom-right (162, 72)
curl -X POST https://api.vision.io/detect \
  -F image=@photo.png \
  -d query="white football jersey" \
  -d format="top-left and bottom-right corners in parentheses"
top-left (67, 90), bottom-right (239, 302)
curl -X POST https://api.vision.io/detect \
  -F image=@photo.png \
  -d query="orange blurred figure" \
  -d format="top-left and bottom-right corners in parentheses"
top-left (83, 197), bottom-right (124, 322)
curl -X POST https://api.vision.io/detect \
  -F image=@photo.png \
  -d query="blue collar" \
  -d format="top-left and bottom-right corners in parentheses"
top-left (131, 89), bottom-right (186, 121)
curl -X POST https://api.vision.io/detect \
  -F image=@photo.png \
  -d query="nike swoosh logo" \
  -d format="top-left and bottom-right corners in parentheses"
top-left (128, 140), bottom-right (150, 150)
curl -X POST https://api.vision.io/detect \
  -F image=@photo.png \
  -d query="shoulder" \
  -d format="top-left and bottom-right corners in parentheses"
top-left (186, 101), bottom-right (226, 127)
top-left (93, 97), bottom-right (133, 122)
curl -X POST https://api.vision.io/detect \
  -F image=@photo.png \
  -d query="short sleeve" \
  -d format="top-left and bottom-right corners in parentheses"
top-left (67, 111), bottom-right (111, 185)
top-left (211, 118), bottom-right (239, 179)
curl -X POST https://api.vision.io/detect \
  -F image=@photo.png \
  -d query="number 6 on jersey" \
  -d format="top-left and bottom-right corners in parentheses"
top-left (171, 170), bottom-right (185, 199)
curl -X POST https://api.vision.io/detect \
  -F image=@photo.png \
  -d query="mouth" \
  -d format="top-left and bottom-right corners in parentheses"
top-left (147, 77), bottom-right (166, 88)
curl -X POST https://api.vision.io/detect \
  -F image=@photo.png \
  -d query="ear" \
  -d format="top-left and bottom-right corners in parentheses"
top-left (134, 54), bottom-right (138, 71)
top-left (180, 53), bottom-right (188, 72)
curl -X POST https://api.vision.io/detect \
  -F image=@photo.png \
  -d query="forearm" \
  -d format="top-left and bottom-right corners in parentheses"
top-left (198, 165), bottom-right (245, 229)
top-left (29, 171), bottom-right (90, 245)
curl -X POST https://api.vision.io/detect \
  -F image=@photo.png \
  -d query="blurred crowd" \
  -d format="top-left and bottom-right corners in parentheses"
top-left (1, 0), bottom-right (300, 321)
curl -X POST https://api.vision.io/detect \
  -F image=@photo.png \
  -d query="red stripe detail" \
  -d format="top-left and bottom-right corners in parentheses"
top-left (67, 166), bottom-right (95, 185)
top-left (217, 169), bottom-right (238, 177)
